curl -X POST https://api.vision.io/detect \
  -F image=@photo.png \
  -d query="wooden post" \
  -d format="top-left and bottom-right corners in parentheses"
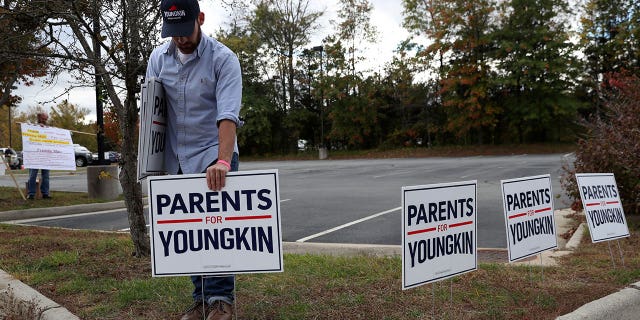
top-left (1, 156), bottom-right (26, 200)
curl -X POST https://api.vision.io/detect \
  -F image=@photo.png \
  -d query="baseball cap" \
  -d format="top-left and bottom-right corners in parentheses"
top-left (160, 0), bottom-right (200, 38)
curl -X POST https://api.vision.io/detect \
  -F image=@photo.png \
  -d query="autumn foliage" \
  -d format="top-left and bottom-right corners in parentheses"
top-left (562, 73), bottom-right (640, 214)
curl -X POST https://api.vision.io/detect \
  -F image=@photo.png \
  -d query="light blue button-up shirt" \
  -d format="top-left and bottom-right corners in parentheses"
top-left (146, 34), bottom-right (242, 174)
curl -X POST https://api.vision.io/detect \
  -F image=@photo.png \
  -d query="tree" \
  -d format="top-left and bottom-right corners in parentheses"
top-left (249, 0), bottom-right (323, 113)
top-left (333, 0), bottom-right (377, 94)
top-left (0, 0), bottom-right (50, 149)
top-left (493, 0), bottom-right (581, 143)
top-left (49, 99), bottom-right (96, 150)
top-left (580, 0), bottom-right (640, 115)
top-left (102, 110), bottom-right (120, 151)
top-left (561, 73), bottom-right (640, 215)
top-left (378, 40), bottom-right (438, 148)
top-left (0, 0), bottom-right (49, 108)
top-left (318, 0), bottom-right (380, 149)
top-left (6, 0), bottom-right (163, 256)
top-left (216, 21), bottom-right (282, 155)
top-left (403, 0), bottom-right (499, 143)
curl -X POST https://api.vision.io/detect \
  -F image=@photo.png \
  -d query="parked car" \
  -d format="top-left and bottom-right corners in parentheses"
top-left (91, 151), bottom-right (121, 164)
top-left (1, 147), bottom-right (20, 169)
top-left (108, 151), bottom-right (121, 163)
top-left (73, 144), bottom-right (93, 167)
top-left (16, 150), bottom-right (23, 167)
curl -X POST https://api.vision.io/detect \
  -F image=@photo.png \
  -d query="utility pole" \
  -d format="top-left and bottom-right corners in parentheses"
top-left (8, 105), bottom-right (12, 147)
top-left (93, 0), bottom-right (105, 164)
top-left (311, 45), bottom-right (326, 159)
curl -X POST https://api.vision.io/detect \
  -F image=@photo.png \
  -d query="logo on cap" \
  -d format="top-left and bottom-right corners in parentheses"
top-left (164, 4), bottom-right (186, 19)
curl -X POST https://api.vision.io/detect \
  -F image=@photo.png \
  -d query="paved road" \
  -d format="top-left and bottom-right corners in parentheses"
top-left (1, 154), bottom-right (573, 248)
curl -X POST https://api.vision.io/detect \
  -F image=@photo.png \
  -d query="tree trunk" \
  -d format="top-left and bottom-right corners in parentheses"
top-left (119, 96), bottom-right (150, 257)
top-left (118, 0), bottom-right (150, 257)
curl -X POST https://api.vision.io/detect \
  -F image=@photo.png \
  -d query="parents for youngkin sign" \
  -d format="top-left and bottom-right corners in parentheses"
top-left (501, 174), bottom-right (557, 262)
top-left (402, 181), bottom-right (478, 290)
top-left (576, 173), bottom-right (629, 243)
top-left (147, 170), bottom-right (283, 277)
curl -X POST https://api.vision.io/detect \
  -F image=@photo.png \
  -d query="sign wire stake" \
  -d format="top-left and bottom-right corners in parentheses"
top-left (607, 241), bottom-right (616, 269)
top-left (200, 276), bottom-right (206, 320)
top-left (529, 263), bottom-right (533, 286)
top-left (431, 282), bottom-right (435, 319)
top-left (450, 278), bottom-right (453, 304)
top-left (616, 240), bottom-right (625, 266)
top-left (539, 253), bottom-right (544, 282)
top-left (234, 276), bottom-right (238, 320)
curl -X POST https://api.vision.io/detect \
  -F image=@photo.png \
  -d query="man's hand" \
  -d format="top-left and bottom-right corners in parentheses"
top-left (206, 162), bottom-right (230, 191)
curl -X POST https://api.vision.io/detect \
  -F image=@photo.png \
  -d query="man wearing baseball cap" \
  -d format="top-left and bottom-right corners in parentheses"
top-left (147, 0), bottom-right (242, 319)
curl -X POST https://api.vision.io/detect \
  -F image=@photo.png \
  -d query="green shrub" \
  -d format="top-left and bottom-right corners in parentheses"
top-left (561, 72), bottom-right (640, 214)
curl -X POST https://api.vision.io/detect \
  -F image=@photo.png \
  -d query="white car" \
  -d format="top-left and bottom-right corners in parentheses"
top-left (73, 144), bottom-right (93, 167)
top-left (1, 147), bottom-right (20, 169)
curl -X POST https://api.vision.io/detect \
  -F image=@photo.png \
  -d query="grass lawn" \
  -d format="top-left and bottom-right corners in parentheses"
top-left (6, 143), bottom-right (623, 319)
top-left (0, 217), bottom-right (639, 319)
top-left (0, 186), bottom-right (122, 212)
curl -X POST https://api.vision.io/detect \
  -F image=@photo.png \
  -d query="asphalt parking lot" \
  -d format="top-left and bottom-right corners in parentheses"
top-left (1, 154), bottom-right (573, 248)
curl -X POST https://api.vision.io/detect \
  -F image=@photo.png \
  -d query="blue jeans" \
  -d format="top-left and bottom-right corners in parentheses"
top-left (28, 169), bottom-right (50, 196)
top-left (191, 152), bottom-right (239, 304)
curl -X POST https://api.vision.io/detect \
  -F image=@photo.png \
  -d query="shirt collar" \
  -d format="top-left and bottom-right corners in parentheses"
top-left (163, 33), bottom-right (208, 58)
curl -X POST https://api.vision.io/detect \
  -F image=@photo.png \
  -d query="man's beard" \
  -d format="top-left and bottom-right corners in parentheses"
top-left (176, 26), bottom-right (201, 54)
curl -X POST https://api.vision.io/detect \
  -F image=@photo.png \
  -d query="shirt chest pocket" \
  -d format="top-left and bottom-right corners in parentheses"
top-left (199, 76), bottom-right (217, 101)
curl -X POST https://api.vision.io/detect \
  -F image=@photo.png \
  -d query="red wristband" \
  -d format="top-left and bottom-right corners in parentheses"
top-left (217, 159), bottom-right (231, 170)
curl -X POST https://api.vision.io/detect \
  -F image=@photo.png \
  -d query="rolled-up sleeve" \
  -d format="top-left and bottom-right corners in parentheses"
top-left (145, 45), bottom-right (164, 79)
top-left (215, 52), bottom-right (242, 127)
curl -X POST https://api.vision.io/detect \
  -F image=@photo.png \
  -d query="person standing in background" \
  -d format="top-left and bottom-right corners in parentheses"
top-left (27, 112), bottom-right (51, 200)
top-left (146, 0), bottom-right (242, 319)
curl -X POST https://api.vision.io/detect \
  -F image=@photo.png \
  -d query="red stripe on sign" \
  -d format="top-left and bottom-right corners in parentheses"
top-left (606, 201), bottom-right (619, 205)
top-left (157, 219), bottom-right (203, 224)
top-left (508, 212), bottom-right (527, 219)
top-left (152, 121), bottom-right (166, 126)
top-left (586, 202), bottom-right (600, 207)
top-left (535, 207), bottom-right (552, 213)
top-left (225, 215), bottom-right (272, 221)
top-left (449, 221), bottom-right (473, 228)
top-left (407, 227), bottom-right (437, 236)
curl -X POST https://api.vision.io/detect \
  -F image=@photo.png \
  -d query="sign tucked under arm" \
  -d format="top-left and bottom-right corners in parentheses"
top-left (137, 77), bottom-right (166, 181)
top-left (21, 123), bottom-right (75, 171)
top-left (402, 180), bottom-right (478, 290)
top-left (148, 169), bottom-right (283, 277)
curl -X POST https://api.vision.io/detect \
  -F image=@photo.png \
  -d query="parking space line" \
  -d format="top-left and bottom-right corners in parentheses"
top-left (3, 208), bottom-right (124, 225)
top-left (295, 206), bottom-right (401, 243)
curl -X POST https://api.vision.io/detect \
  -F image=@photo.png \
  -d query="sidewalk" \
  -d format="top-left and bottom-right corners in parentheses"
top-left (0, 203), bottom-right (636, 319)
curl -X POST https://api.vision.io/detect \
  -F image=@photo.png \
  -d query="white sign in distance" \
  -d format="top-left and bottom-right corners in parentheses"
top-left (402, 180), bottom-right (478, 290)
top-left (576, 173), bottom-right (629, 243)
top-left (148, 170), bottom-right (283, 277)
top-left (21, 123), bottom-right (75, 171)
top-left (501, 174), bottom-right (557, 262)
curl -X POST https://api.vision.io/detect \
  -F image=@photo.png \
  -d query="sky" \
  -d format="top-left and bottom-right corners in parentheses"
top-left (13, 0), bottom-right (409, 123)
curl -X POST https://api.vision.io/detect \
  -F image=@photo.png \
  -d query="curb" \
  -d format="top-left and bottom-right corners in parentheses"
top-left (565, 222), bottom-right (586, 251)
top-left (0, 201), bottom-right (126, 222)
top-left (0, 198), bottom-right (148, 222)
top-left (0, 269), bottom-right (80, 320)
top-left (556, 281), bottom-right (640, 320)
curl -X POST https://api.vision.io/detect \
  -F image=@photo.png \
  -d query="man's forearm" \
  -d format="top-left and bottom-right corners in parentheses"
top-left (217, 119), bottom-right (237, 162)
